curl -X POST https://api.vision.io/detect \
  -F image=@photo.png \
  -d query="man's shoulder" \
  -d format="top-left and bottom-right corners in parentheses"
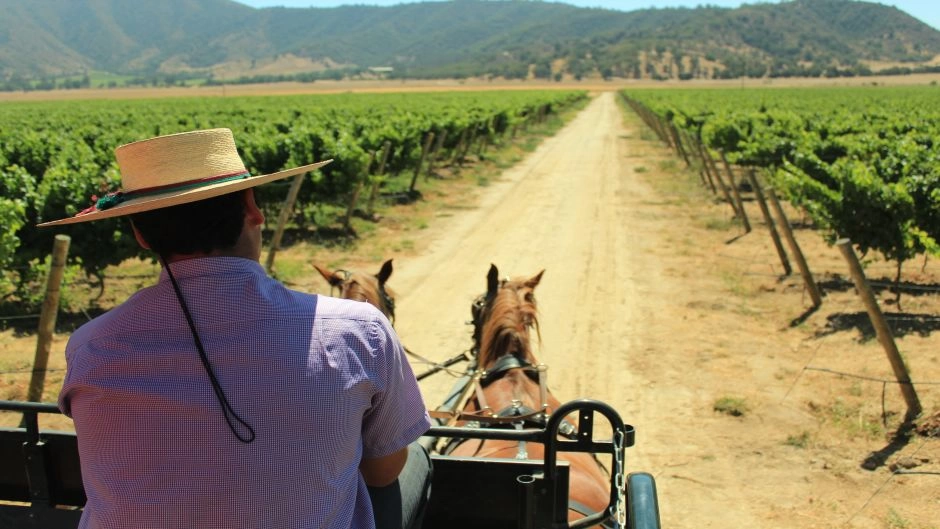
top-left (313, 294), bottom-right (386, 323)
top-left (65, 286), bottom-right (157, 347)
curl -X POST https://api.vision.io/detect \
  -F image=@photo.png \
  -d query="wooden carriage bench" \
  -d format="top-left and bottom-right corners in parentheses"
top-left (1, 399), bottom-right (659, 529)
top-left (422, 452), bottom-right (660, 529)
top-left (421, 399), bottom-right (661, 529)
top-left (0, 400), bottom-right (83, 529)
top-left (422, 454), bottom-right (571, 529)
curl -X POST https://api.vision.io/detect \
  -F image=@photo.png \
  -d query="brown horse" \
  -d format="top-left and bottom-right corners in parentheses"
top-left (448, 264), bottom-right (612, 527)
top-left (313, 259), bottom-right (397, 322)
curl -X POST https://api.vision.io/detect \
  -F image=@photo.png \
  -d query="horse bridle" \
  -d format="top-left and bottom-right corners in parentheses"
top-left (469, 292), bottom-right (489, 354)
top-left (479, 354), bottom-right (541, 387)
top-left (439, 279), bottom-right (617, 526)
top-left (432, 292), bottom-right (577, 439)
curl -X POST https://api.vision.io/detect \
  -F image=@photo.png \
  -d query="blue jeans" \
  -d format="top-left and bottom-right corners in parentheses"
top-left (368, 442), bottom-right (433, 529)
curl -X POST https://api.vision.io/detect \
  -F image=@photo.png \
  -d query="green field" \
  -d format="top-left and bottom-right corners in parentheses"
top-left (0, 89), bottom-right (587, 310)
top-left (623, 85), bottom-right (940, 281)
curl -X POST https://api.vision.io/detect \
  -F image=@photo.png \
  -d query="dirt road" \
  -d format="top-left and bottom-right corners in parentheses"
top-left (391, 91), bottom-right (753, 528)
top-left (395, 92), bottom-right (658, 405)
top-left (385, 91), bottom-right (939, 529)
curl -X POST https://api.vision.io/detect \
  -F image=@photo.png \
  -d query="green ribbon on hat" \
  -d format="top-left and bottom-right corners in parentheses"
top-left (90, 171), bottom-right (252, 212)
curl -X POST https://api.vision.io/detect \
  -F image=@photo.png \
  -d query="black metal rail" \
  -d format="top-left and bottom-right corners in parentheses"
top-left (427, 398), bottom-right (637, 529)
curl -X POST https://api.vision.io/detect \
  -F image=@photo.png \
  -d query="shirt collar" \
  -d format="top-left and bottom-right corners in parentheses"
top-left (158, 256), bottom-right (265, 283)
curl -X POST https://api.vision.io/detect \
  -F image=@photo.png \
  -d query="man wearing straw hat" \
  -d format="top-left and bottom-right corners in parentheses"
top-left (39, 128), bottom-right (433, 529)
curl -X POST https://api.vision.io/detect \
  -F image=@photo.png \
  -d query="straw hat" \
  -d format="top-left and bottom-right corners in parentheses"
top-left (38, 128), bottom-right (331, 227)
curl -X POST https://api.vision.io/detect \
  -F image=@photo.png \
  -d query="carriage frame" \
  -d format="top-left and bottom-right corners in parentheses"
top-left (1, 391), bottom-right (660, 529)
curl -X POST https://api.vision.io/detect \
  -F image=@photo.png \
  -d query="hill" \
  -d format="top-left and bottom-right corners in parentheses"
top-left (2, 0), bottom-right (939, 89)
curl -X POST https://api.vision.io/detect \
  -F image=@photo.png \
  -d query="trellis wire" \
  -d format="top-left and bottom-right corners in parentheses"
top-left (0, 367), bottom-right (67, 376)
top-left (847, 437), bottom-right (935, 525)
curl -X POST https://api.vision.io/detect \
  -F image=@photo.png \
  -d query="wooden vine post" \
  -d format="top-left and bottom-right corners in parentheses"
top-left (426, 130), bottom-right (447, 178)
top-left (653, 112), bottom-right (671, 146)
top-left (367, 141), bottom-right (393, 216)
top-left (638, 106), bottom-right (667, 146)
top-left (836, 239), bottom-right (922, 421)
top-left (452, 129), bottom-right (469, 165)
top-left (668, 123), bottom-right (691, 167)
top-left (476, 118), bottom-right (493, 157)
top-left (638, 105), bottom-right (668, 145)
top-left (703, 147), bottom-right (740, 219)
top-left (410, 132), bottom-right (435, 194)
top-left (344, 150), bottom-right (377, 229)
top-left (691, 136), bottom-right (717, 193)
top-left (747, 169), bottom-right (791, 275)
top-left (265, 172), bottom-right (305, 274)
top-left (719, 151), bottom-right (750, 232)
top-left (766, 188), bottom-right (822, 307)
top-left (26, 234), bottom-right (70, 403)
top-left (461, 125), bottom-right (478, 163)
top-left (693, 140), bottom-right (724, 196)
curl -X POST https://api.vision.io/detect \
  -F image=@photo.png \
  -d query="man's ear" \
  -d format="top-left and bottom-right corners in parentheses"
top-left (244, 188), bottom-right (265, 226)
top-left (130, 221), bottom-right (151, 250)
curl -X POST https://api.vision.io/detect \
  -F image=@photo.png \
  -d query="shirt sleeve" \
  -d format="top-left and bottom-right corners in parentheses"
top-left (360, 315), bottom-right (432, 459)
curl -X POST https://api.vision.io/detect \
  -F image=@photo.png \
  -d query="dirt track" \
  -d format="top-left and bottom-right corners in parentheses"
top-left (385, 92), bottom-right (939, 529)
top-left (395, 92), bottom-right (658, 407)
top-left (392, 92), bottom-right (752, 527)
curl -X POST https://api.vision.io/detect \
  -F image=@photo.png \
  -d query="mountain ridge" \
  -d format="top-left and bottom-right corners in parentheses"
top-left (2, 0), bottom-right (939, 88)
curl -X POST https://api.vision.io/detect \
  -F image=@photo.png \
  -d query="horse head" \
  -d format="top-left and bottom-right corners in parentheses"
top-left (456, 264), bottom-right (612, 524)
top-left (472, 263), bottom-right (544, 372)
top-left (314, 259), bottom-right (397, 323)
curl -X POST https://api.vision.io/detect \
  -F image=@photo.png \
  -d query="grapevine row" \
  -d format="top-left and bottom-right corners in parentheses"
top-left (0, 90), bottom-right (587, 307)
top-left (621, 86), bottom-right (940, 281)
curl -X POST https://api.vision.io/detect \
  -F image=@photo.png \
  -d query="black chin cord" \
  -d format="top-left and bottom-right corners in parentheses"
top-left (160, 255), bottom-right (256, 443)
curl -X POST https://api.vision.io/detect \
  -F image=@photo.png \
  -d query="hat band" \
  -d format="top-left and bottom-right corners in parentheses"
top-left (77, 170), bottom-right (252, 217)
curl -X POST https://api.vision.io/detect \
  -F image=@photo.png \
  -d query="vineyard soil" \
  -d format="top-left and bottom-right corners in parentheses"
top-left (3, 90), bottom-right (939, 528)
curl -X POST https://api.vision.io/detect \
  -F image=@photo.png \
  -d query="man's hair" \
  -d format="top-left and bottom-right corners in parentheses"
top-left (130, 190), bottom-right (248, 256)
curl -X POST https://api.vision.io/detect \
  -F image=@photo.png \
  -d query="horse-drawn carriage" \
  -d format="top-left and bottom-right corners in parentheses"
top-left (0, 262), bottom-right (661, 529)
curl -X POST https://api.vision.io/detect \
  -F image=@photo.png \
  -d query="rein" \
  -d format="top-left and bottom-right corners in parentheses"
top-left (430, 357), bottom-right (577, 439)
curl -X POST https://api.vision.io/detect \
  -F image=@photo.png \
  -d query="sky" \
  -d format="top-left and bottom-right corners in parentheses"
top-left (234, 0), bottom-right (940, 31)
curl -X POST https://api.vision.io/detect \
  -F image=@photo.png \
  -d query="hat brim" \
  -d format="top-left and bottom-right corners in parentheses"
top-left (37, 160), bottom-right (332, 227)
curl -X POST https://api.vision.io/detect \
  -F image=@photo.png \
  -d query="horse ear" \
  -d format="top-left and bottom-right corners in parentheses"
top-left (313, 263), bottom-right (344, 288)
top-left (377, 259), bottom-right (393, 284)
top-left (487, 263), bottom-right (499, 296)
top-left (525, 270), bottom-right (545, 289)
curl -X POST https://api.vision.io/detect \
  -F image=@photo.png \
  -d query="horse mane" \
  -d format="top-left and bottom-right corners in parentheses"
top-left (476, 264), bottom-right (544, 371)
top-left (478, 286), bottom-right (540, 370)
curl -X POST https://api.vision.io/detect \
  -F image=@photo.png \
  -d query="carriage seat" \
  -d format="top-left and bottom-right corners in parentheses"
top-left (422, 454), bottom-right (570, 529)
top-left (0, 425), bottom-right (84, 529)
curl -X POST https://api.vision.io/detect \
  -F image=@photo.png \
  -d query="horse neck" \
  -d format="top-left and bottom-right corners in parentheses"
top-left (343, 276), bottom-right (391, 318)
top-left (477, 290), bottom-right (539, 371)
top-left (476, 299), bottom-right (546, 412)
top-left (479, 329), bottom-right (530, 368)
top-left (479, 369), bottom-right (544, 413)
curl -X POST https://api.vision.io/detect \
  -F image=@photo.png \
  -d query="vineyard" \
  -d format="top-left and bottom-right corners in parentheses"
top-left (0, 89), bottom-right (587, 309)
top-left (622, 86), bottom-right (940, 291)
top-left (1, 84), bottom-right (939, 528)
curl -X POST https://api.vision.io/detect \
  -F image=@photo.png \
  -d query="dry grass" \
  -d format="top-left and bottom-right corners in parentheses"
top-left (2, 73), bottom-right (939, 103)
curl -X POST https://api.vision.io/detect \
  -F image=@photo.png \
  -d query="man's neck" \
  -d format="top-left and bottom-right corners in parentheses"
top-left (162, 246), bottom-right (258, 264)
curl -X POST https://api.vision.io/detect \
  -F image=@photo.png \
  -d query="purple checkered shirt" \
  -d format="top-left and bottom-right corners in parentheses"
top-left (59, 257), bottom-right (432, 529)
